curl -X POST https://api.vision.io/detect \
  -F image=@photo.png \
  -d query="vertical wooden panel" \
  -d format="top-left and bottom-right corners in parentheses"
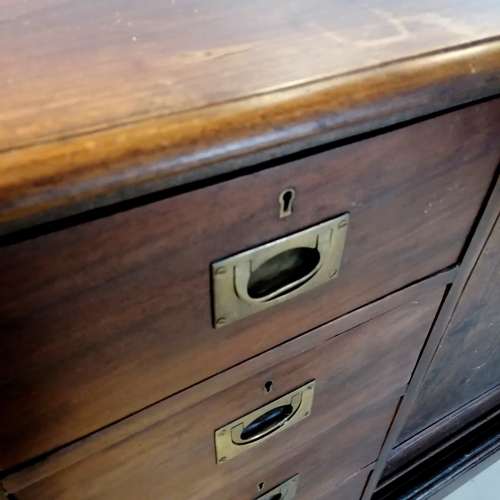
top-left (398, 215), bottom-right (500, 444)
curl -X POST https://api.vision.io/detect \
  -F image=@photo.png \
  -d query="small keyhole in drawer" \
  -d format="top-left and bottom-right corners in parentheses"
top-left (279, 189), bottom-right (296, 218)
top-left (263, 380), bottom-right (274, 393)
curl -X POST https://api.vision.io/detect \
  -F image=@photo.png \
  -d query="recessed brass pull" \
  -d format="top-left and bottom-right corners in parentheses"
top-left (215, 381), bottom-right (315, 463)
top-left (234, 236), bottom-right (330, 303)
top-left (212, 214), bottom-right (349, 327)
top-left (255, 475), bottom-right (299, 500)
top-left (233, 394), bottom-right (301, 444)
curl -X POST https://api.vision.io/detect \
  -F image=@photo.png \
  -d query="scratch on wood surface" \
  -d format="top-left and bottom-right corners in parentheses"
top-left (175, 44), bottom-right (253, 64)
top-left (472, 363), bottom-right (487, 371)
top-left (308, 10), bottom-right (477, 49)
top-left (400, 12), bottom-right (478, 37)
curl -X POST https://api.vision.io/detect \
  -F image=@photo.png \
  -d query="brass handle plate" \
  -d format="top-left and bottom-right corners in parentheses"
top-left (255, 475), bottom-right (299, 500)
top-left (214, 381), bottom-right (315, 464)
top-left (211, 214), bottom-right (349, 328)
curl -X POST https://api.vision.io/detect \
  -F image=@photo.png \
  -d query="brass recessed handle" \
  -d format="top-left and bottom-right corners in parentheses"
top-left (215, 381), bottom-right (315, 463)
top-left (212, 214), bottom-right (349, 327)
top-left (233, 234), bottom-right (331, 304)
top-left (255, 475), bottom-right (299, 500)
top-left (232, 393), bottom-right (302, 444)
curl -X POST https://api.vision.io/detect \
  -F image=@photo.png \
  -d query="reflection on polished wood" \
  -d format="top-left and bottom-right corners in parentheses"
top-left (1, 0), bottom-right (500, 231)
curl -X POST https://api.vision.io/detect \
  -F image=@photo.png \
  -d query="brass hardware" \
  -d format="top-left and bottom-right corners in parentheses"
top-left (255, 475), bottom-right (299, 500)
top-left (211, 214), bottom-right (349, 327)
top-left (279, 188), bottom-right (296, 218)
top-left (215, 381), bottom-right (315, 463)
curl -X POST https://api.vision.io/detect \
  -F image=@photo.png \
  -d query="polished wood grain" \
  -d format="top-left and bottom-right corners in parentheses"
top-left (0, 101), bottom-right (492, 468)
top-left (2, 270), bottom-right (455, 491)
top-left (247, 402), bottom-right (386, 500)
top-left (12, 398), bottom-right (398, 500)
top-left (5, 0), bottom-right (500, 151)
top-left (1, 0), bottom-right (500, 231)
top-left (318, 467), bottom-right (372, 500)
top-left (2, 285), bottom-right (444, 499)
top-left (396, 213), bottom-right (500, 444)
top-left (206, 396), bottom-right (398, 500)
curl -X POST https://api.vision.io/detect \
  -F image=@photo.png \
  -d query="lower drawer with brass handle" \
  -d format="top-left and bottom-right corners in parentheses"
top-left (252, 465), bottom-right (373, 500)
top-left (254, 458), bottom-right (372, 500)
top-left (215, 381), bottom-right (315, 463)
top-left (255, 475), bottom-right (299, 500)
top-left (2, 281), bottom-right (447, 500)
top-left (235, 392), bottom-right (400, 500)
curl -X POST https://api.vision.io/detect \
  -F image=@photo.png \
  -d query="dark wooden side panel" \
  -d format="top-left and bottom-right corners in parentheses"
top-left (0, 102), bottom-right (498, 468)
top-left (4, 286), bottom-right (445, 500)
top-left (385, 385), bottom-right (500, 477)
top-left (374, 406), bottom-right (500, 500)
top-left (397, 214), bottom-right (500, 444)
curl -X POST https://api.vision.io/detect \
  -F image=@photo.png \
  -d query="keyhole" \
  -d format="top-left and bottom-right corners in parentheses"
top-left (258, 482), bottom-right (265, 491)
top-left (279, 188), bottom-right (296, 218)
top-left (283, 191), bottom-right (293, 211)
top-left (263, 380), bottom-right (274, 393)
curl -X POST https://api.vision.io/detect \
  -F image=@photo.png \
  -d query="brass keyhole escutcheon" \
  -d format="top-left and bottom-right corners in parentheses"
top-left (279, 189), bottom-right (296, 218)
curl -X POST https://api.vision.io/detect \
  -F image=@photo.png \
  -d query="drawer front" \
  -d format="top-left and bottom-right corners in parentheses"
top-left (316, 467), bottom-right (372, 500)
top-left (232, 397), bottom-right (393, 500)
top-left (1, 101), bottom-right (498, 466)
top-left (7, 286), bottom-right (445, 500)
top-left (206, 397), bottom-right (393, 500)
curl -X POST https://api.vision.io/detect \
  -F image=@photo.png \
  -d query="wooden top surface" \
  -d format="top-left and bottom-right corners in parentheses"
top-left (1, 0), bottom-right (500, 233)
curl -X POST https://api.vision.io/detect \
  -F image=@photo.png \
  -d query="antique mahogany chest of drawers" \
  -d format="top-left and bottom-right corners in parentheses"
top-left (1, 1), bottom-right (500, 500)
